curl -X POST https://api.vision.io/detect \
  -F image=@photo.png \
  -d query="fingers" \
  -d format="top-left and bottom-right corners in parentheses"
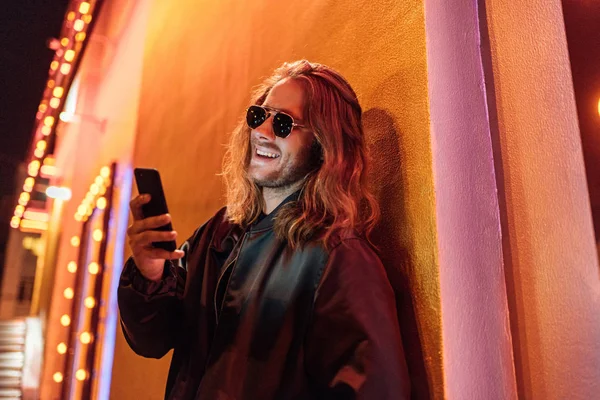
top-left (129, 194), bottom-right (151, 220)
top-left (130, 230), bottom-right (177, 249)
top-left (127, 214), bottom-right (171, 235)
top-left (145, 248), bottom-right (185, 260)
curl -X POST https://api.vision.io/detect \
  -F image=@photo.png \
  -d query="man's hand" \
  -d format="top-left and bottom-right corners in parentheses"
top-left (127, 194), bottom-right (184, 281)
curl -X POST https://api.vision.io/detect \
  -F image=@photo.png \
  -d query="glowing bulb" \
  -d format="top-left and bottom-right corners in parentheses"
top-left (41, 125), bottom-right (52, 136)
top-left (60, 37), bottom-right (69, 47)
top-left (90, 184), bottom-right (99, 195)
top-left (96, 197), bottom-right (107, 210)
top-left (79, 2), bottom-right (91, 14)
top-left (67, 261), bottom-right (77, 273)
top-left (74, 19), bottom-right (84, 32)
top-left (75, 32), bottom-right (86, 42)
top-left (67, 11), bottom-right (75, 21)
top-left (60, 314), bottom-right (71, 326)
top-left (60, 63), bottom-right (71, 74)
top-left (53, 87), bottom-right (64, 98)
top-left (10, 217), bottom-right (20, 229)
top-left (34, 148), bottom-right (44, 158)
top-left (49, 97), bottom-right (61, 109)
top-left (36, 141), bottom-right (47, 150)
top-left (44, 116), bottom-right (55, 127)
top-left (38, 103), bottom-right (47, 113)
top-left (63, 287), bottom-right (74, 299)
top-left (84, 297), bottom-right (96, 308)
top-left (100, 166), bottom-right (110, 178)
top-left (29, 160), bottom-right (40, 170)
top-left (88, 262), bottom-right (99, 275)
top-left (14, 208), bottom-right (23, 218)
top-left (80, 332), bottom-right (92, 344)
top-left (92, 229), bottom-right (103, 242)
top-left (70, 236), bottom-right (80, 247)
top-left (57, 342), bottom-right (67, 354)
top-left (75, 369), bottom-right (87, 381)
top-left (50, 61), bottom-right (59, 71)
top-left (74, 213), bottom-right (83, 222)
top-left (64, 49), bottom-right (75, 62)
top-left (53, 372), bottom-right (63, 383)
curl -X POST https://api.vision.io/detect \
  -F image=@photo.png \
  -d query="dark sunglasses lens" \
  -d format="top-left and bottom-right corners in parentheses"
top-left (246, 106), bottom-right (267, 129)
top-left (272, 113), bottom-right (294, 138)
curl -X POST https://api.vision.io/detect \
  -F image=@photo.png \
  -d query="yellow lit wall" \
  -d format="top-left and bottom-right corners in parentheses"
top-left (112, 0), bottom-right (441, 399)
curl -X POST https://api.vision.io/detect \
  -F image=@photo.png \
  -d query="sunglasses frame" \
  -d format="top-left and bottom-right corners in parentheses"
top-left (246, 105), bottom-right (306, 138)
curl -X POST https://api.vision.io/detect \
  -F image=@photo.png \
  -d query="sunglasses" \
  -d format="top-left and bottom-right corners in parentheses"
top-left (246, 105), bottom-right (306, 138)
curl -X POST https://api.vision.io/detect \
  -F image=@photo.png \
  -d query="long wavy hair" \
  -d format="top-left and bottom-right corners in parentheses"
top-left (222, 60), bottom-right (380, 248)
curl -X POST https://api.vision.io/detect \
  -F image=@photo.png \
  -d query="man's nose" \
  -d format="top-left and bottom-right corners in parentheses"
top-left (253, 115), bottom-right (275, 141)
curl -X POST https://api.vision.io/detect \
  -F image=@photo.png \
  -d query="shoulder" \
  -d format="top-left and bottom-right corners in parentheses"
top-left (185, 206), bottom-right (243, 253)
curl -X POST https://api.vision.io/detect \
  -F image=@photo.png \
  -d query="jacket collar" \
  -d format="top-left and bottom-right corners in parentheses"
top-left (250, 190), bottom-right (301, 232)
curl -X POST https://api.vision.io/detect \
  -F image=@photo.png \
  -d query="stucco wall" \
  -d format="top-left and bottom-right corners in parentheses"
top-left (113, 0), bottom-right (442, 398)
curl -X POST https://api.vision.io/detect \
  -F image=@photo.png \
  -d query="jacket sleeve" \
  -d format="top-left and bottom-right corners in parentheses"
top-left (305, 238), bottom-right (411, 399)
top-left (117, 235), bottom-right (194, 359)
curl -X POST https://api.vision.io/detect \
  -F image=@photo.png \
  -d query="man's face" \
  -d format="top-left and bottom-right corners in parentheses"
top-left (248, 78), bottom-right (319, 190)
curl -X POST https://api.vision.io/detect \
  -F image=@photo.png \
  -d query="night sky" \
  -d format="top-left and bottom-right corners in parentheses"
top-left (0, 0), bottom-right (70, 273)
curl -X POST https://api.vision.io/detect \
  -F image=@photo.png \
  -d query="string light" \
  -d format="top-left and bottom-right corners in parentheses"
top-left (44, 116), bottom-right (55, 127)
top-left (75, 32), bottom-right (86, 42)
top-left (74, 20), bottom-right (85, 32)
top-left (75, 369), bottom-right (87, 381)
top-left (50, 61), bottom-right (59, 71)
top-left (64, 49), bottom-right (75, 62)
top-left (92, 229), bottom-right (103, 242)
top-left (63, 287), bottom-right (74, 299)
top-left (10, 217), bottom-right (20, 229)
top-left (80, 332), bottom-right (92, 344)
top-left (70, 236), bottom-right (80, 247)
top-left (52, 87), bottom-right (64, 98)
top-left (79, 2), bottom-right (91, 14)
top-left (100, 166), bottom-right (110, 178)
top-left (67, 11), bottom-right (75, 21)
top-left (60, 63), bottom-right (71, 75)
top-left (57, 342), bottom-right (67, 354)
top-left (49, 97), bottom-right (61, 108)
top-left (60, 315), bottom-right (71, 326)
top-left (88, 262), bottom-right (99, 275)
top-left (84, 297), bottom-right (95, 309)
top-left (38, 103), bottom-right (47, 113)
top-left (96, 197), bottom-right (107, 210)
top-left (67, 261), bottom-right (77, 273)
top-left (41, 125), bottom-right (52, 135)
top-left (53, 372), bottom-right (63, 383)
top-left (60, 37), bottom-right (69, 47)
top-left (82, 14), bottom-right (92, 24)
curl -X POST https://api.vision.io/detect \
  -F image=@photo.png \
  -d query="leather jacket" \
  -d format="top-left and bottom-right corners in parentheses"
top-left (118, 198), bottom-right (410, 399)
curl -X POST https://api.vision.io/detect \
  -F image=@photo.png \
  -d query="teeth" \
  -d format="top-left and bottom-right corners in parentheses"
top-left (256, 149), bottom-right (280, 159)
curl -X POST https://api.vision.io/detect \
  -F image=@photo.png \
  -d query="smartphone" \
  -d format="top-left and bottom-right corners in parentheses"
top-left (133, 168), bottom-right (177, 252)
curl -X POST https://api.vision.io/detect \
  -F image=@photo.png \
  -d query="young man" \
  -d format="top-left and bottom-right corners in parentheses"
top-left (119, 60), bottom-right (410, 399)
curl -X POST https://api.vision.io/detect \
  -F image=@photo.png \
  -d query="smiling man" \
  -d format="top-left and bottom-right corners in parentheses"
top-left (118, 60), bottom-right (410, 399)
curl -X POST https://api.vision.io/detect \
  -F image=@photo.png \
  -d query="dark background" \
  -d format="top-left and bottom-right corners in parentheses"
top-left (0, 1), bottom-right (598, 282)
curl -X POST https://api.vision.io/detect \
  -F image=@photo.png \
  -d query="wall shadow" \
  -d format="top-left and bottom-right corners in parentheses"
top-left (363, 108), bottom-right (431, 400)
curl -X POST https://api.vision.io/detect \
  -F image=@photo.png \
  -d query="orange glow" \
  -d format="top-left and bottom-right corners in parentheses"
top-left (598, 98), bottom-right (600, 117)
top-left (95, 176), bottom-right (104, 185)
top-left (75, 32), bottom-right (86, 42)
top-left (67, 261), bottom-right (77, 273)
top-left (44, 116), bottom-right (55, 127)
top-left (88, 262), bottom-right (99, 275)
top-left (77, 205), bottom-right (87, 215)
top-left (43, 157), bottom-right (55, 166)
top-left (47, 80), bottom-right (55, 88)
top-left (29, 160), bottom-right (40, 170)
top-left (20, 219), bottom-right (48, 231)
top-left (82, 14), bottom-right (92, 24)
top-left (41, 125), bottom-right (52, 135)
top-left (24, 177), bottom-right (35, 187)
top-left (70, 236), bottom-right (80, 247)
top-left (74, 213), bottom-right (83, 222)
top-left (75, 369), bottom-right (87, 381)
top-left (63, 287), bottom-right (74, 299)
top-left (64, 49), bottom-right (75, 62)
top-left (67, 11), bottom-right (75, 21)
top-left (38, 103), bottom-right (47, 113)
top-left (10, 217), bottom-right (20, 229)
top-left (90, 184), bottom-right (99, 195)
top-left (79, 2), bottom-right (91, 14)
top-left (18, 192), bottom-right (30, 206)
top-left (96, 197), bottom-right (107, 210)
top-left (53, 87), bottom-right (64, 98)
top-left (49, 97), bottom-right (61, 109)
top-left (84, 297), bottom-right (96, 308)
top-left (23, 210), bottom-right (49, 222)
top-left (34, 148), bottom-right (44, 158)
top-left (50, 61), bottom-right (59, 71)
top-left (60, 315), bottom-right (71, 326)
top-left (53, 372), bottom-right (63, 383)
top-left (57, 342), bottom-right (67, 354)
top-left (36, 140), bottom-right (47, 150)
top-left (40, 165), bottom-right (57, 176)
top-left (80, 332), bottom-right (92, 344)
top-left (92, 229), bottom-right (103, 242)
top-left (60, 37), bottom-right (69, 47)
top-left (14, 208), bottom-right (24, 218)
top-left (74, 19), bottom-right (85, 32)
